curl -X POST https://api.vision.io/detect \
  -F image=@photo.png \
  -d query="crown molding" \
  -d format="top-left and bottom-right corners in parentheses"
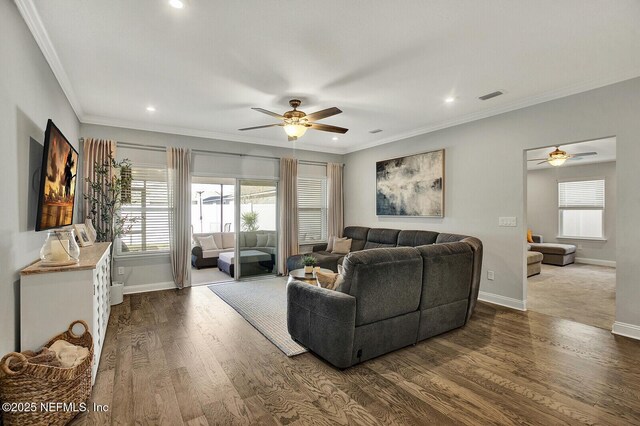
top-left (14, 0), bottom-right (84, 120)
top-left (81, 115), bottom-right (348, 155)
top-left (343, 70), bottom-right (640, 154)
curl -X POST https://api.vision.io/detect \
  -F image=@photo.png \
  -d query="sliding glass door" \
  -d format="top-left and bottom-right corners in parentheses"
top-left (235, 180), bottom-right (278, 280)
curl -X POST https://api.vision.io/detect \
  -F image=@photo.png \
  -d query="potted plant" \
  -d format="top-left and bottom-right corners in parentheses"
top-left (302, 255), bottom-right (317, 274)
top-left (84, 153), bottom-right (136, 304)
top-left (241, 211), bottom-right (260, 231)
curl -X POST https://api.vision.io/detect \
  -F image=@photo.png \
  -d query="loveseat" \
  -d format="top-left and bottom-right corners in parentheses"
top-left (287, 227), bottom-right (482, 368)
top-left (191, 231), bottom-right (277, 269)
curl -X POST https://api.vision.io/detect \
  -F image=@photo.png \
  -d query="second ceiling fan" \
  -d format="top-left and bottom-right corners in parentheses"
top-left (239, 99), bottom-right (348, 141)
top-left (528, 146), bottom-right (597, 167)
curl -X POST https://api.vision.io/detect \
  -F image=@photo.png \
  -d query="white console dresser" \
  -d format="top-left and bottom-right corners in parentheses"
top-left (20, 242), bottom-right (112, 383)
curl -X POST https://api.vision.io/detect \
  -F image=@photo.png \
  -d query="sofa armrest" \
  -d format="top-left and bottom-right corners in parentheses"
top-left (532, 235), bottom-right (543, 243)
top-left (287, 280), bottom-right (356, 368)
top-left (312, 243), bottom-right (328, 252)
top-left (192, 245), bottom-right (203, 258)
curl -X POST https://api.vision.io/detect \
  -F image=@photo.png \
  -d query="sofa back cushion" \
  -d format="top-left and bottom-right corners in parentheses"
top-left (243, 232), bottom-right (258, 247)
top-left (435, 232), bottom-right (469, 244)
top-left (416, 242), bottom-right (473, 310)
top-left (397, 230), bottom-right (439, 247)
top-left (221, 232), bottom-right (235, 249)
top-left (192, 232), bottom-right (225, 249)
top-left (364, 228), bottom-right (400, 249)
top-left (343, 226), bottom-right (370, 252)
top-left (339, 247), bottom-right (423, 326)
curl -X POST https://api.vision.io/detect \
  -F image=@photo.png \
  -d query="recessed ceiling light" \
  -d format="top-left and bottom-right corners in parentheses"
top-left (445, 96), bottom-right (456, 103)
top-left (332, 137), bottom-right (338, 141)
top-left (146, 106), bottom-right (156, 112)
top-left (169, 0), bottom-right (185, 9)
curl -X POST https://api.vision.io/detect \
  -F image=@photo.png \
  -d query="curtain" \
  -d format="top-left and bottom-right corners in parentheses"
top-left (82, 138), bottom-right (116, 234)
top-left (167, 147), bottom-right (192, 289)
top-left (327, 162), bottom-right (344, 238)
top-left (278, 157), bottom-right (299, 274)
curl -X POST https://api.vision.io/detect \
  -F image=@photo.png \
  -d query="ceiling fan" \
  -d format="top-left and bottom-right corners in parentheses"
top-left (528, 146), bottom-right (597, 167)
top-left (239, 99), bottom-right (348, 141)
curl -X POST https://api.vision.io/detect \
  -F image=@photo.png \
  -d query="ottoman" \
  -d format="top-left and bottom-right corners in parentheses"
top-left (528, 243), bottom-right (576, 266)
top-left (218, 250), bottom-right (274, 277)
top-left (527, 251), bottom-right (543, 277)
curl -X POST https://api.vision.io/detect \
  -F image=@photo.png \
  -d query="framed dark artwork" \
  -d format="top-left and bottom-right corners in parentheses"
top-left (376, 149), bottom-right (445, 217)
top-left (35, 120), bottom-right (78, 231)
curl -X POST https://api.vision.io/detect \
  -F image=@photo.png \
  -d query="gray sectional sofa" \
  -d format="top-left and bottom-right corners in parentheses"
top-left (286, 226), bottom-right (482, 368)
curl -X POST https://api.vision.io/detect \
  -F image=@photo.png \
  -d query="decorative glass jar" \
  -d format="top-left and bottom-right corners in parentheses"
top-left (40, 229), bottom-right (81, 265)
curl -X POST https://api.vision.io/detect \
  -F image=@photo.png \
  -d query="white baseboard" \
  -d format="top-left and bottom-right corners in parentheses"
top-left (575, 257), bottom-right (616, 268)
top-left (122, 281), bottom-right (176, 295)
top-left (478, 291), bottom-right (526, 311)
top-left (612, 321), bottom-right (640, 341)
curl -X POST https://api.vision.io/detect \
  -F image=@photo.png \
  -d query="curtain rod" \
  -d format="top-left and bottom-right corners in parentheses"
top-left (79, 139), bottom-right (332, 166)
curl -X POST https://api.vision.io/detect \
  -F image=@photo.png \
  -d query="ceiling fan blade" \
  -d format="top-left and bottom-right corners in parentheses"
top-left (238, 123), bottom-right (282, 131)
top-left (571, 151), bottom-right (597, 157)
top-left (309, 123), bottom-right (349, 134)
top-left (536, 160), bottom-right (549, 165)
top-left (527, 158), bottom-right (549, 161)
top-left (305, 107), bottom-right (342, 121)
top-left (251, 108), bottom-right (284, 119)
top-left (567, 157), bottom-right (583, 161)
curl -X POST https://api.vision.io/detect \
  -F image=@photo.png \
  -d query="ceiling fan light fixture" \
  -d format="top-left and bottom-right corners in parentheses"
top-left (548, 157), bottom-right (567, 166)
top-left (283, 124), bottom-right (308, 138)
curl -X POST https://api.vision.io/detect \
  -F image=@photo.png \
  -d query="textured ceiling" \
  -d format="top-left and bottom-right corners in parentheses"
top-left (26, 0), bottom-right (640, 153)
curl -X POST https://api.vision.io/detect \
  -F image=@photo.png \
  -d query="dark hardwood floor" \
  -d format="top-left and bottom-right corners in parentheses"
top-left (69, 286), bottom-right (640, 425)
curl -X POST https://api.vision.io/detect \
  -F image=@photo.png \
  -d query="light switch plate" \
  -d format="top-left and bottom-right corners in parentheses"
top-left (487, 270), bottom-right (495, 280)
top-left (498, 217), bottom-right (517, 227)
top-left (118, 267), bottom-right (125, 275)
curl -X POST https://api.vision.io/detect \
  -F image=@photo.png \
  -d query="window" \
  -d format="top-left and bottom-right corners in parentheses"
top-left (119, 166), bottom-right (170, 254)
top-left (558, 179), bottom-right (605, 239)
top-left (298, 177), bottom-right (327, 244)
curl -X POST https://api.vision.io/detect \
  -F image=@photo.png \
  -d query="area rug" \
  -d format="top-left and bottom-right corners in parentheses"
top-left (208, 277), bottom-right (308, 356)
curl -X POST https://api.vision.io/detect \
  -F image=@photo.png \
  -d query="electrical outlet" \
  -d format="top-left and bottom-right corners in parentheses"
top-left (487, 270), bottom-right (495, 280)
top-left (577, 244), bottom-right (583, 250)
top-left (498, 217), bottom-right (517, 227)
top-left (118, 267), bottom-right (125, 275)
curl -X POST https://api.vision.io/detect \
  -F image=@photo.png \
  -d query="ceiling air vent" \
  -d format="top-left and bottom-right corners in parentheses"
top-left (479, 90), bottom-right (504, 101)
top-left (369, 129), bottom-right (383, 134)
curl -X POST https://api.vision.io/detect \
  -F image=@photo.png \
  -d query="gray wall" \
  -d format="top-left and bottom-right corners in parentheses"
top-left (344, 77), bottom-right (640, 330)
top-left (80, 123), bottom-right (344, 289)
top-left (527, 161), bottom-right (616, 263)
top-left (1, 1), bottom-right (81, 354)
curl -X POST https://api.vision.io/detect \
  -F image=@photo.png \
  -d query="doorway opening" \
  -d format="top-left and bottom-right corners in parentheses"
top-left (524, 137), bottom-right (616, 330)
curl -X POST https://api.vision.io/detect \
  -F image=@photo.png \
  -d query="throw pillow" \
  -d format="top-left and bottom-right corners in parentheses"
top-left (332, 238), bottom-right (352, 255)
top-left (316, 270), bottom-right (346, 290)
top-left (267, 233), bottom-right (277, 247)
top-left (326, 236), bottom-right (346, 252)
top-left (527, 229), bottom-right (534, 244)
top-left (198, 235), bottom-right (218, 250)
top-left (256, 234), bottom-right (268, 247)
top-left (316, 271), bottom-right (338, 289)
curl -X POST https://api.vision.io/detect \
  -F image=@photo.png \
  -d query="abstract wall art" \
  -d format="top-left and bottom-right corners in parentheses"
top-left (376, 149), bottom-right (444, 217)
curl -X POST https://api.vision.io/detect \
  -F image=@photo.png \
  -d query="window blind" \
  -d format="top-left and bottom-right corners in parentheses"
top-left (119, 166), bottom-right (170, 253)
top-left (558, 179), bottom-right (605, 209)
top-left (298, 177), bottom-right (327, 244)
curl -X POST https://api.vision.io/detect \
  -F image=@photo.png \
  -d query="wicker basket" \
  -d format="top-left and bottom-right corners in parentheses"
top-left (0, 320), bottom-right (94, 426)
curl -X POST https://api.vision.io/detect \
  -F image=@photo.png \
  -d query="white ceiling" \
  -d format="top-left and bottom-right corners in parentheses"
top-left (527, 137), bottom-right (616, 170)
top-left (21, 0), bottom-right (640, 154)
